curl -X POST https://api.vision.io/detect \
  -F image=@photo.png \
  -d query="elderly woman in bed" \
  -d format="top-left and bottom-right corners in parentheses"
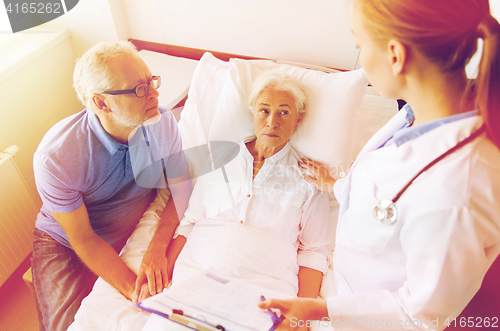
top-left (158, 70), bottom-right (333, 301)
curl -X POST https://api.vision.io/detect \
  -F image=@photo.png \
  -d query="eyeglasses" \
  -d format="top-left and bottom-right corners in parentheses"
top-left (102, 76), bottom-right (161, 98)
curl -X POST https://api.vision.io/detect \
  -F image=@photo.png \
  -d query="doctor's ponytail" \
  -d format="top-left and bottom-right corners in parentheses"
top-left (355, 0), bottom-right (500, 148)
top-left (474, 15), bottom-right (500, 147)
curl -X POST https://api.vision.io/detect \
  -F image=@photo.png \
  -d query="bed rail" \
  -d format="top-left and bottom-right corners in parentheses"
top-left (129, 39), bottom-right (265, 62)
top-left (128, 39), bottom-right (345, 73)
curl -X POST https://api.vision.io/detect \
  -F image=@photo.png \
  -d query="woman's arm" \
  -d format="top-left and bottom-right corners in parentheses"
top-left (297, 266), bottom-right (323, 298)
top-left (166, 235), bottom-right (187, 280)
top-left (134, 196), bottom-right (178, 303)
top-left (134, 170), bottom-right (193, 301)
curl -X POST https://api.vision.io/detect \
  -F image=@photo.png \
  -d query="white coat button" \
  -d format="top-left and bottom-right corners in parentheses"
top-left (339, 172), bottom-right (347, 178)
top-left (247, 194), bottom-right (251, 197)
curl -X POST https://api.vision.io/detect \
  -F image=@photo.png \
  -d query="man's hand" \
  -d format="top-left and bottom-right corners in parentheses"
top-left (134, 247), bottom-right (169, 301)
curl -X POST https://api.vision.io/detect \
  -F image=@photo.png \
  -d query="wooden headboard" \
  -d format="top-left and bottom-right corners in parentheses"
top-left (129, 39), bottom-right (266, 62)
top-left (129, 39), bottom-right (345, 71)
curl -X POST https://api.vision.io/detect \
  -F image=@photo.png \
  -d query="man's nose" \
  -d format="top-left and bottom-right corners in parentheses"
top-left (147, 82), bottom-right (159, 98)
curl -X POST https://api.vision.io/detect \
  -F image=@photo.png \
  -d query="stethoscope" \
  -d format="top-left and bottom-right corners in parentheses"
top-left (373, 124), bottom-right (486, 223)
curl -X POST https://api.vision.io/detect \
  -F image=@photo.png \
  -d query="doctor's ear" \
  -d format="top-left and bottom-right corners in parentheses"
top-left (92, 94), bottom-right (111, 113)
top-left (387, 39), bottom-right (408, 77)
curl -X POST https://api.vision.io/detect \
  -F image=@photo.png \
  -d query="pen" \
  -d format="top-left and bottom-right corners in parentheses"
top-left (170, 309), bottom-right (225, 331)
top-left (260, 295), bottom-right (279, 324)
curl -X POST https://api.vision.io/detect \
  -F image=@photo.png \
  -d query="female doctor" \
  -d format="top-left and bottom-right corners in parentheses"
top-left (259, 0), bottom-right (500, 330)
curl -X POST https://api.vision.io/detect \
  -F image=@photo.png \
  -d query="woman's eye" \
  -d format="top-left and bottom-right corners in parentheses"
top-left (260, 109), bottom-right (269, 113)
top-left (280, 110), bottom-right (289, 115)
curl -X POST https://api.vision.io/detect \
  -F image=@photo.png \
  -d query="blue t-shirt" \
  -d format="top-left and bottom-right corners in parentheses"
top-left (33, 106), bottom-right (186, 250)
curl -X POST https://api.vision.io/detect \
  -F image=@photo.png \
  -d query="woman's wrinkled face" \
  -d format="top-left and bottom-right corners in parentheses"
top-left (252, 88), bottom-right (301, 151)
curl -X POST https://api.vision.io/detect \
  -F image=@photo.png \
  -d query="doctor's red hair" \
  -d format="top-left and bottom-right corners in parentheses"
top-left (355, 0), bottom-right (500, 147)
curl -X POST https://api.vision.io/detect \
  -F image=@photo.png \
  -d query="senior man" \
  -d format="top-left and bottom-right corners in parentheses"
top-left (31, 41), bottom-right (190, 331)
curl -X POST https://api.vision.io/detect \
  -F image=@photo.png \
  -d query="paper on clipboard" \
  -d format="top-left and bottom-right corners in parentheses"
top-left (137, 268), bottom-right (291, 331)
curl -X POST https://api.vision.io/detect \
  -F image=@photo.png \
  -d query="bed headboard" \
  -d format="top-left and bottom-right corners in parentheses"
top-left (130, 39), bottom-right (266, 63)
top-left (130, 39), bottom-right (348, 72)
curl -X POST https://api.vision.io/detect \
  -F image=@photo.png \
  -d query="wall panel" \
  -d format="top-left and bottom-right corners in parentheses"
top-left (124, 0), bottom-right (360, 70)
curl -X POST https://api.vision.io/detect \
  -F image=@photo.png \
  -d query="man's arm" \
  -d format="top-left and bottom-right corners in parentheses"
top-left (51, 203), bottom-right (137, 300)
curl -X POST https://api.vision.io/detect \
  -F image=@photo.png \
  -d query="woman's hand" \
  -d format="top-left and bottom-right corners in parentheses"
top-left (132, 283), bottom-right (153, 311)
top-left (299, 158), bottom-right (337, 193)
top-left (258, 297), bottom-right (329, 330)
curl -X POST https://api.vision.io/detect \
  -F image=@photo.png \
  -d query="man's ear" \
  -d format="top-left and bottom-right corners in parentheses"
top-left (92, 94), bottom-right (111, 113)
top-left (387, 39), bottom-right (407, 77)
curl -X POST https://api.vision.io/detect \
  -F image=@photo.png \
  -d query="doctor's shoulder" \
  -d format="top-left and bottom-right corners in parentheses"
top-left (425, 132), bottom-right (500, 201)
top-left (463, 133), bottom-right (500, 214)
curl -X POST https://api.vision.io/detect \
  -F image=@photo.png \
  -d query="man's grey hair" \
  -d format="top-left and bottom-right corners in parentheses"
top-left (247, 70), bottom-right (306, 116)
top-left (73, 41), bottom-right (138, 114)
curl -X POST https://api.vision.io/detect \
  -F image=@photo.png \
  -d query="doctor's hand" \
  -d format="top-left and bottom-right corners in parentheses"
top-left (299, 158), bottom-right (336, 193)
top-left (258, 298), bottom-right (328, 330)
top-left (134, 246), bottom-right (169, 304)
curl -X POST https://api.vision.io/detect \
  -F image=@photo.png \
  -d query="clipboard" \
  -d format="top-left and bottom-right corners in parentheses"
top-left (136, 269), bottom-right (287, 331)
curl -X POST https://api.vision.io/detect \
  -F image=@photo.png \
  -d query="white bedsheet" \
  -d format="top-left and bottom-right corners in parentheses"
top-left (173, 219), bottom-right (300, 297)
top-left (142, 220), bottom-right (303, 331)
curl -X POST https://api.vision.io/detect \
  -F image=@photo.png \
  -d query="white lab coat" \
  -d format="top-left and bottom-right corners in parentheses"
top-left (327, 110), bottom-right (500, 330)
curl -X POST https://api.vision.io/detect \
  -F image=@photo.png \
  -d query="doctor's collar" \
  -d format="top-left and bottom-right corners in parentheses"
top-left (391, 106), bottom-right (478, 147)
top-left (404, 104), bottom-right (415, 127)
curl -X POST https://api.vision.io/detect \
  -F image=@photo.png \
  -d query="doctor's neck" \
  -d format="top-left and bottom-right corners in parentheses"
top-left (398, 58), bottom-right (474, 127)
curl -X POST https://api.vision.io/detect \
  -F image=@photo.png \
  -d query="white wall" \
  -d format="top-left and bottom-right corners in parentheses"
top-left (121, 0), bottom-right (360, 70)
top-left (119, 0), bottom-right (500, 72)
top-left (40, 0), bottom-right (123, 57)
top-left (0, 30), bottom-right (82, 203)
top-left (0, 0), bottom-right (126, 57)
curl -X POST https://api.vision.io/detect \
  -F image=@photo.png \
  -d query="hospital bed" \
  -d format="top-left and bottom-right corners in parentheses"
top-left (68, 40), bottom-right (400, 331)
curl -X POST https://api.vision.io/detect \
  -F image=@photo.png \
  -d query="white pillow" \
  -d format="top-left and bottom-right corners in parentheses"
top-left (177, 53), bottom-right (230, 149)
top-left (178, 52), bottom-right (369, 176)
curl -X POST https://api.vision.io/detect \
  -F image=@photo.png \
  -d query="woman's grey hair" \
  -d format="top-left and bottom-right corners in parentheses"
top-left (73, 41), bottom-right (138, 114)
top-left (248, 70), bottom-right (306, 116)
